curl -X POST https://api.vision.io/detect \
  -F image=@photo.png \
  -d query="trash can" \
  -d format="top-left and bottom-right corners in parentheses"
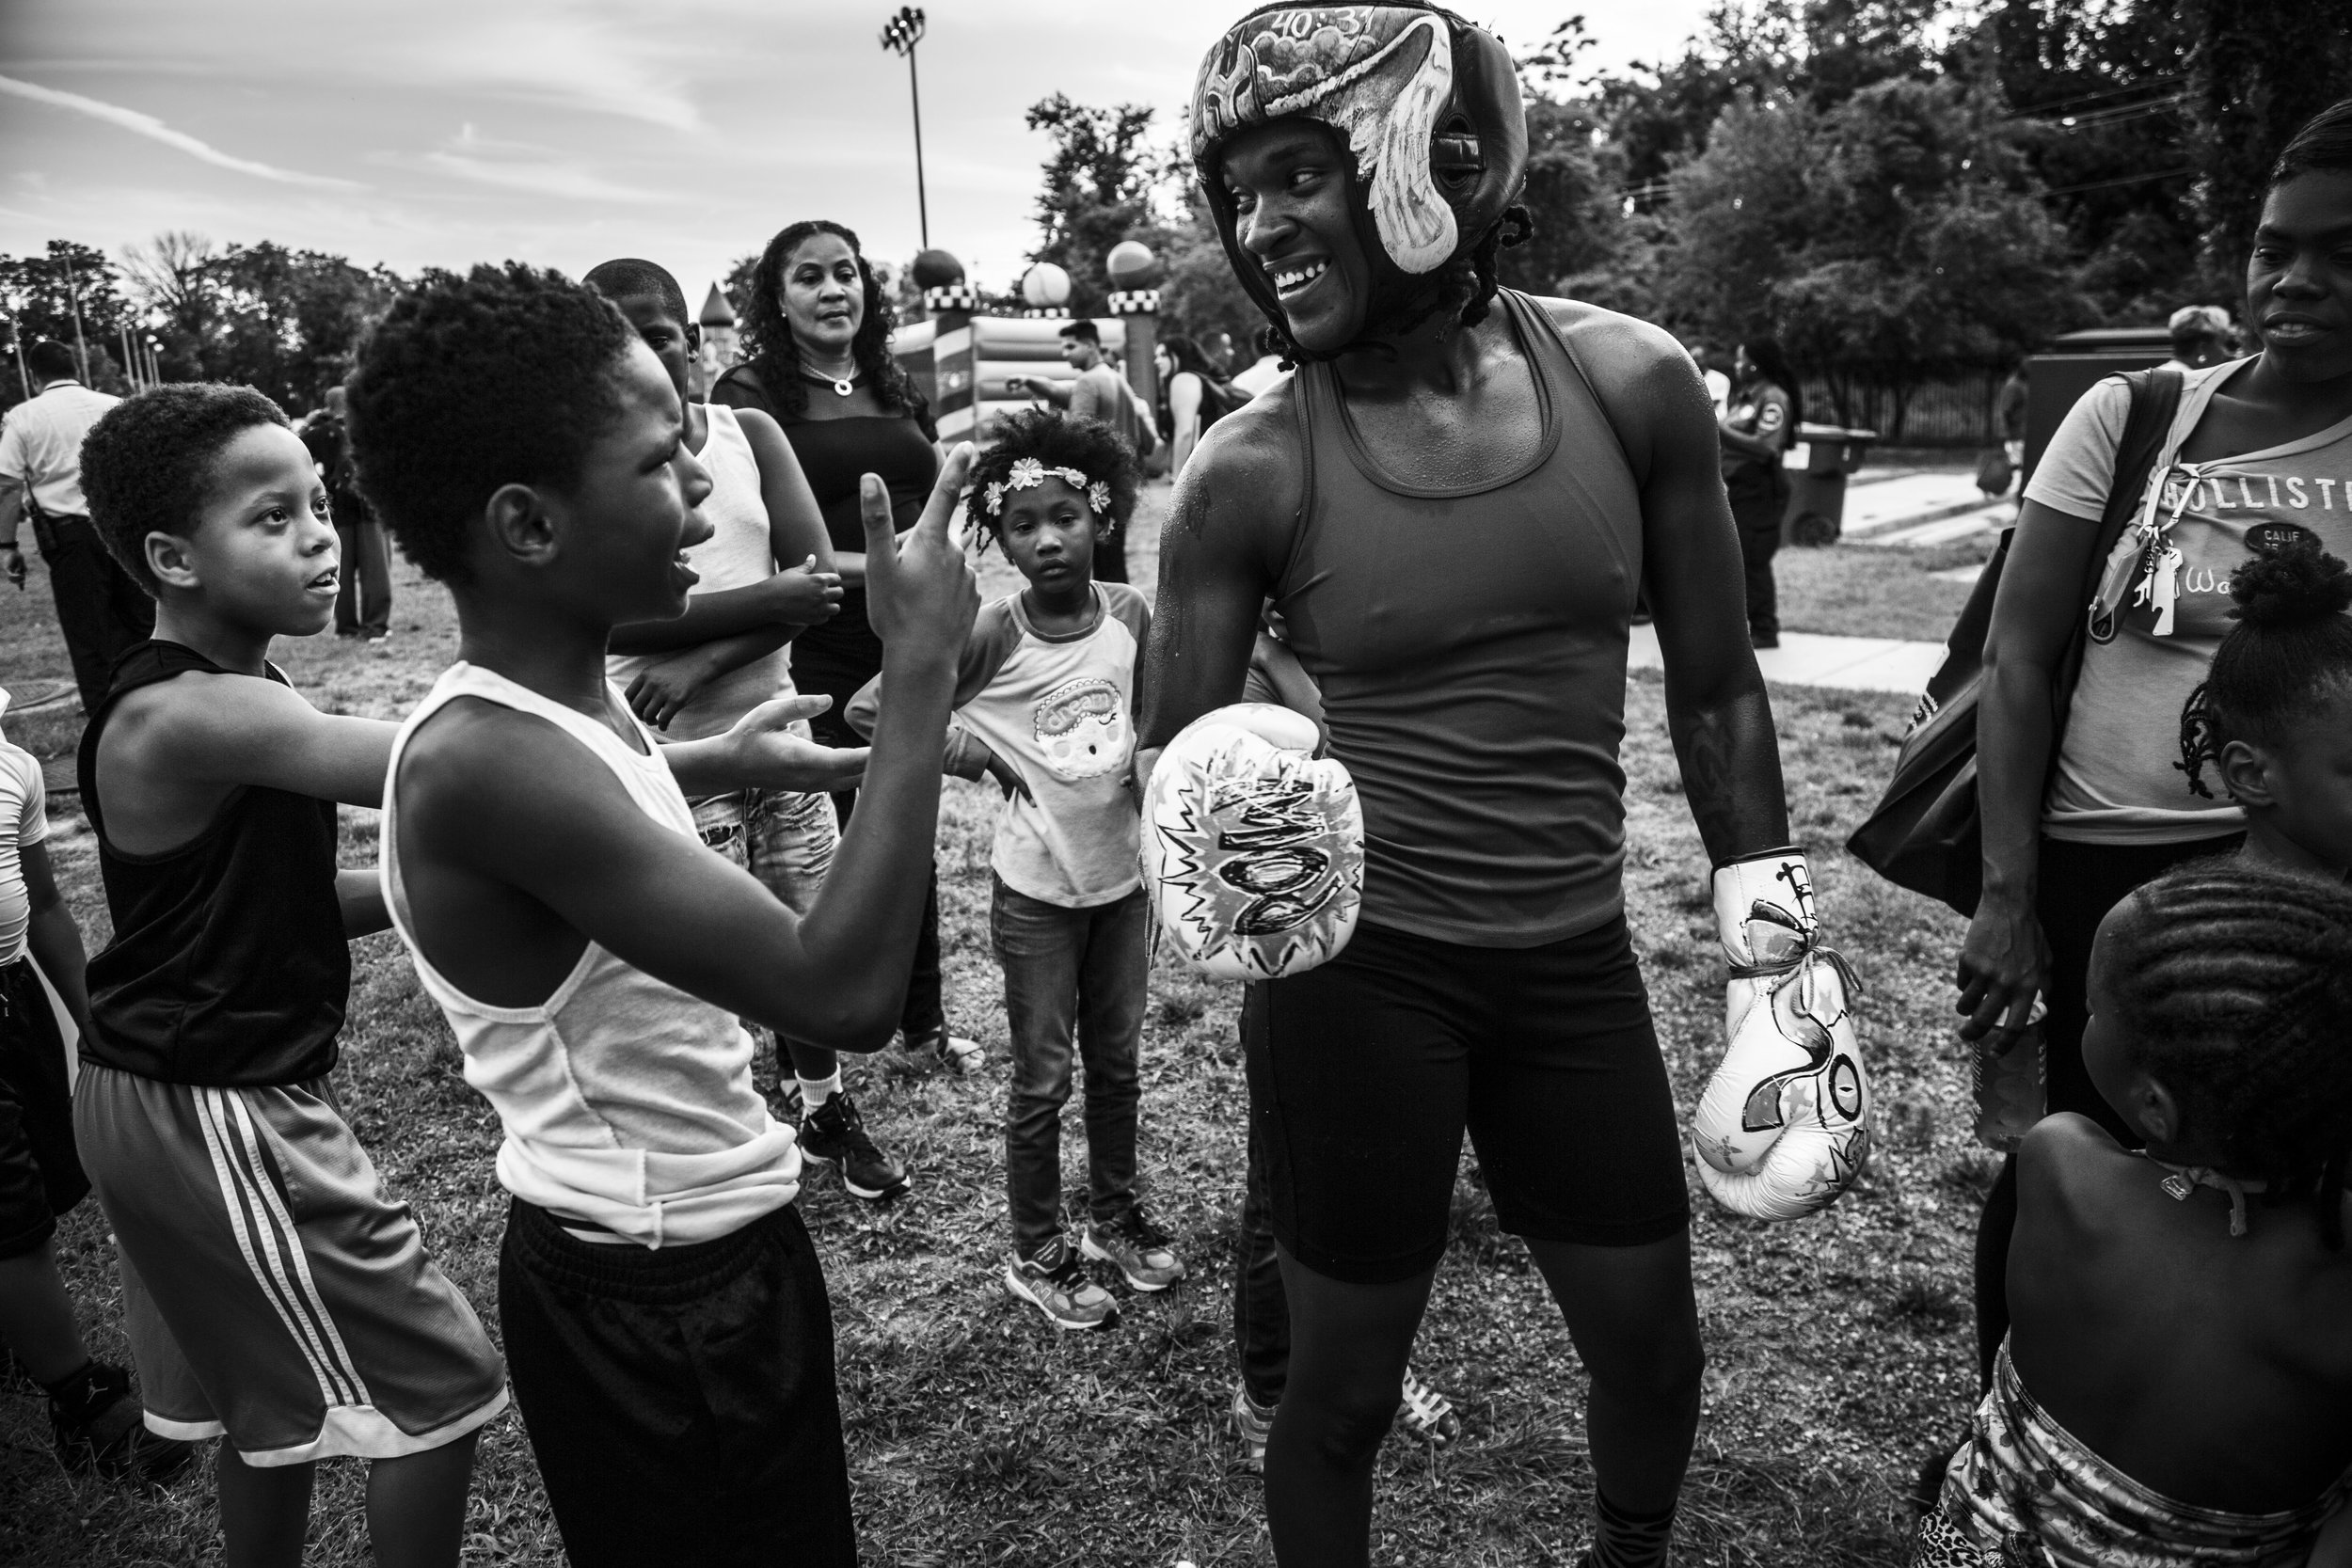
top-left (1782, 423), bottom-right (1878, 546)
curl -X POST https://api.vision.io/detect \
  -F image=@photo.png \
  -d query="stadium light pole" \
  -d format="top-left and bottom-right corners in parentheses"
top-left (879, 7), bottom-right (930, 248)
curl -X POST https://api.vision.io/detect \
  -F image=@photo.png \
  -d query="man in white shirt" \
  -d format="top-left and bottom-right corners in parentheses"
top-left (0, 342), bottom-right (151, 713)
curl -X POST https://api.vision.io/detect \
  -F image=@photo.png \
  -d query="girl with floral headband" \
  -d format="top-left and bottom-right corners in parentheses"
top-left (849, 409), bottom-right (1182, 1329)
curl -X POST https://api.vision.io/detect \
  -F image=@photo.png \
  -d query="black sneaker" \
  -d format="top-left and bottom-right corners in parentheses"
top-left (799, 1092), bottom-right (911, 1201)
top-left (48, 1361), bottom-right (199, 1485)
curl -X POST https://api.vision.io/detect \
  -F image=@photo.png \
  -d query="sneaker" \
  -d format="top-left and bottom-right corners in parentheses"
top-left (908, 1028), bottom-right (983, 1075)
top-left (48, 1361), bottom-right (198, 1485)
top-left (1080, 1206), bottom-right (1185, 1292)
top-left (1005, 1234), bottom-right (1117, 1330)
top-left (799, 1091), bottom-right (911, 1201)
top-left (1230, 1381), bottom-right (1277, 1476)
top-left (1396, 1363), bottom-right (1462, 1447)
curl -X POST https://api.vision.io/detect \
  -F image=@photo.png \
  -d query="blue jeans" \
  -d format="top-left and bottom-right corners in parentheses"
top-left (989, 877), bottom-right (1147, 1257)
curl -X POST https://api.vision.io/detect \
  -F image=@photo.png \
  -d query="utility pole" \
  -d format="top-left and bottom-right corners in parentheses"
top-left (879, 7), bottom-right (930, 248)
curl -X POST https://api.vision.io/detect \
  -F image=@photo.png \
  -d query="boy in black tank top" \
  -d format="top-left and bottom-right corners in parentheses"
top-left (72, 385), bottom-right (507, 1566)
top-left (1144, 9), bottom-right (1855, 1566)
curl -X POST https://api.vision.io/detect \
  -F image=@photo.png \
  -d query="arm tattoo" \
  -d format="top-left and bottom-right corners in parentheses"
top-left (1668, 689), bottom-right (1790, 863)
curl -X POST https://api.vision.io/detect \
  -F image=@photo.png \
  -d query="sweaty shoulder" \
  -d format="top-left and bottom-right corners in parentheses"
top-left (1533, 295), bottom-right (1713, 479)
top-left (1176, 374), bottom-right (1306, 572)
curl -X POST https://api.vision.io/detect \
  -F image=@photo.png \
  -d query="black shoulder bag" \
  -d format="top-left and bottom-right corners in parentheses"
top-left (1847, 368), bottom-right (2183, 916)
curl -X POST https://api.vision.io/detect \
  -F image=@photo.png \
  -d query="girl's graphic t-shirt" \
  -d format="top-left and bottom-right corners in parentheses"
top-left (2025, 359), bottom-right (2352, 844)
top-left (850, 583), bottom-right (1150, 908)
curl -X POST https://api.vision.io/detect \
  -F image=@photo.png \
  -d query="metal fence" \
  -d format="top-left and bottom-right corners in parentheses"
top-left (1802, 367), bottom-right (2008, 449)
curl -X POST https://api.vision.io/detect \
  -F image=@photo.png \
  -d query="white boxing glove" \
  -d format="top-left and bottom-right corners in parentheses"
top-left (1690, 847), bottom-right (1870, 1221)
top-left (1141, 704), bottom-right (1363, 981)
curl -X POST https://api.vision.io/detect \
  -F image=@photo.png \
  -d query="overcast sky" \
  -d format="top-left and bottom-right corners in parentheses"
top-left (1, 1), bottom-right (1713, 308)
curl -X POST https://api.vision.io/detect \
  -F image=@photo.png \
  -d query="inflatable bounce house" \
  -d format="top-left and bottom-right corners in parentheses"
top-left (890, 240), bottom-right (1164, 446)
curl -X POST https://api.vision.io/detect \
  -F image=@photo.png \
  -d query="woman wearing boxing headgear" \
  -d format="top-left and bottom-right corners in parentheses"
top-left (1139, 7), bottom-right (1864, 1565)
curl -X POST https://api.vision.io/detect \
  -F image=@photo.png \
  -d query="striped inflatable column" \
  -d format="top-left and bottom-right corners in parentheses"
top-left (1108, 288), bottom-right (1162, 420)
top-left (926, 285), bottom-right (981, 444)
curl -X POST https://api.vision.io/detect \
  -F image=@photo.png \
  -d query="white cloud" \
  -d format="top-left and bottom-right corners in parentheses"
top-left (408, 124), bottom-right (667, 204)
top-left (0, 72), bottom-right (360, 189)
top-left (375, 8), bottom-right (702, 133)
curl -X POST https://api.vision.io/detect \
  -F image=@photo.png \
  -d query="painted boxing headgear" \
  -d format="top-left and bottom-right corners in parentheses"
top-left (1189, 4), bottom-right (1530, 346)
top-left (1143, 704), bottom-right (1363, 981)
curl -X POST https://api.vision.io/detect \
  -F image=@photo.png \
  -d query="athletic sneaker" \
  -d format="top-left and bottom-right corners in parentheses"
top-left (1005, 1234), bottom-right (1117, 1330)
top-left (1080, 1205), bottom-right (1185, 1292)
top-left (1396, 1363), bottom-right (1462, 1448)
top-left (798, 1091), bottom-right (911, 1202)
top-left (48, 1361), bottom-right (198, 1485)
top-left (1230, 1381), bottom-right (1277, 1476)
top-left (908, 1027), bottom-right (984, 1076)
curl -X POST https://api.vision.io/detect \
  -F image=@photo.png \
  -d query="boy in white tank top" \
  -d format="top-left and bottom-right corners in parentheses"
top-left (587, 261), bottom-right (914, 1206)
top-left (350, 265), bottom-right (980, 1567)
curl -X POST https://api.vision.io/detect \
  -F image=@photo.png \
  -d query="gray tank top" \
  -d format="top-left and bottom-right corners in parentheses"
top-left (1274, 289), bottom-right (1643, 947)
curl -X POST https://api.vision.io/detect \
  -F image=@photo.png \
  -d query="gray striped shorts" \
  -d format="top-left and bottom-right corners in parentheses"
top-left (73, 1063), bottom-right (507, 1465)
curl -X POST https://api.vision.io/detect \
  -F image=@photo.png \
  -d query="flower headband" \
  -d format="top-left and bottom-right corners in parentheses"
top-left (982, 456), bottom-right (1113, 519)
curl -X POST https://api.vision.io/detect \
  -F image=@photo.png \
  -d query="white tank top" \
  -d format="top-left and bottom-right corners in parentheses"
top-left (605, 403), bottom-right (800, 742)
top-left (381, 662), bottom-right (800, 1248)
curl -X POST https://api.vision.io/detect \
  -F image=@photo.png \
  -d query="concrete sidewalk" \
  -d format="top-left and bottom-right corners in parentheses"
top-left (1841, 467), bottom-right (2012, 549)
top-left (1629, 623), bottom-right (1944, 695)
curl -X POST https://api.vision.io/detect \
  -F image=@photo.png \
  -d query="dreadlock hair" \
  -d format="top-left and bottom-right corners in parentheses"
top-left (733, 220), bottom-right (931, 436)
top-left (2177, 534), bottom-right (2352, 799)
top-left (963, 407), bottom-right (1139, 554)
top-left (2106, 861), bottom-right (2352, 1247)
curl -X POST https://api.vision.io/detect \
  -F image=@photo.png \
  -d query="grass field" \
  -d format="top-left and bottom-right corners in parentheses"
top-left (1, 490), bottom-right (1990, 1566)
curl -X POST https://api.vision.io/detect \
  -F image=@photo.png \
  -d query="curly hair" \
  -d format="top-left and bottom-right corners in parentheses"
top-left (80, 383), bottom-right (289, 595)
top-left (344, 262), bottom-right (638, 585)
top-left (2108, 861), bottom-right (2352, 1246)
top-left (731, 220), bottom-right (931, 435)
top-left (2177, 533), bottom-right (2352, 798)
top-left (963, 408), bottom-right (1139, 550)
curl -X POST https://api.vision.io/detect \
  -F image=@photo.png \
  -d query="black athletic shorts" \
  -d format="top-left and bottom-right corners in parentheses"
top-left (1245, 914), bottom-right (1690, 1284)
top-left (500, 1197), bottom-right (856, 1568)
top-left (0, 957), bottom-right (87, 1259)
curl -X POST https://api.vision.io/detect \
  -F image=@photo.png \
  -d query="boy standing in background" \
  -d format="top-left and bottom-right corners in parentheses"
top-left (586, 258), bottom-right (912, 1204)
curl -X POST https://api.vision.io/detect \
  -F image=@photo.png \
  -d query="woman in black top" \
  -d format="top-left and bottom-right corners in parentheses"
top-left (713, 220), bottom-right (976, 1070)
top-left (1718, 337), bottom-right (1799, 649)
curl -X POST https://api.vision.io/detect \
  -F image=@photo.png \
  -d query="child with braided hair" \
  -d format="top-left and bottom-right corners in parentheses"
top-left (1915, 861), bottom-right (2352, 1566)
top-left (2177, 532), bottom-right (2352, 881)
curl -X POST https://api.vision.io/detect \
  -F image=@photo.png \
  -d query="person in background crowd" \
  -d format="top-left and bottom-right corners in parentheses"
top-left (0, 341), bottom-right (152, 713)
top-left (1954, 96), bottom-right (2352, 1484)
top-left (0, 685), bottom-right (194, 1485)
top-left (300, 385), bottom-right (394, 641)
top-left (1719, 337), bottom-right (1800, 649)
top-left (1205, 328), bottom-right (1239, 376)
top-left (1156, 332), bottom-right (1247, 480)
top-left (2162, 304), bottom-right (2240, 372)
top-left (1230, 326), bottom-right (1291, 398)
top-left (1686, 340), bottom-right (1731, 418)
top-left (714, 219), bottom-right (983, 1075)
top-left (1996, 360), bottom-right (2030, 486)
top-left (1010, 321), bottom-right (1148, 582)
top-left (586, 257), bottom-right (914, 1207)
